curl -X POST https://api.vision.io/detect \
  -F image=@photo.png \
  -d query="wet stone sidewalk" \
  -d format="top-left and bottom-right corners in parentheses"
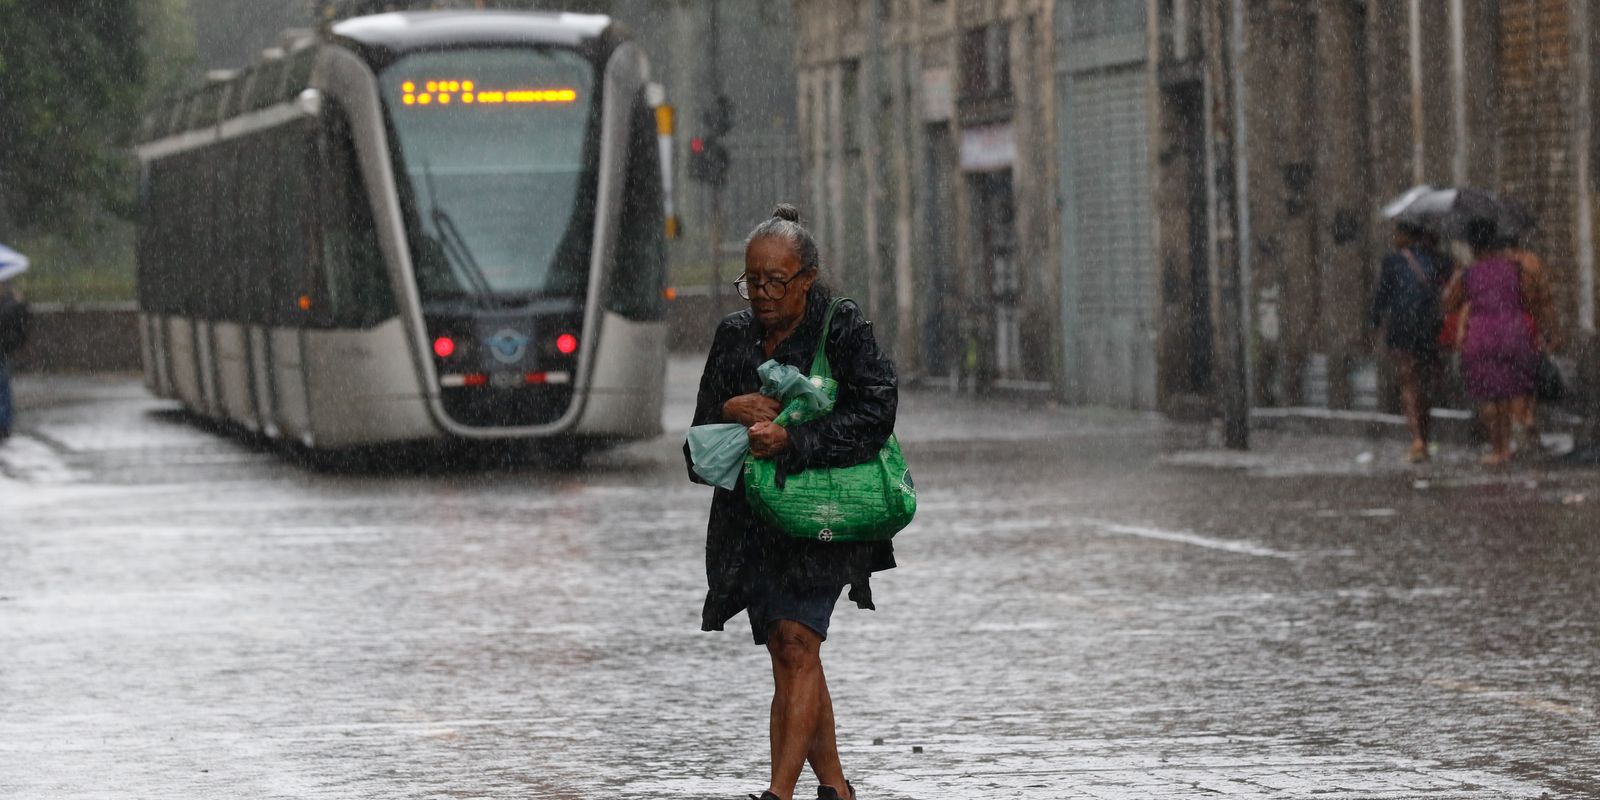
top-left (0, 365), bottom-right (1596, 799)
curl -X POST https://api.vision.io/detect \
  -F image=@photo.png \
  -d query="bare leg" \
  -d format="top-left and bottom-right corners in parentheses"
top-left (1394, 353), bottom-right (1430, 458)
top-left (1513, 394), bottom-right (1534, 429)
top-left (1512, 394), bottom-right (1539, 454)
top-left (807, 671), bottom-right (848, 797)
top-left (1481, 401), bottom-right (1513, 464)
top-left (765, 621), bottom-right (844, 800)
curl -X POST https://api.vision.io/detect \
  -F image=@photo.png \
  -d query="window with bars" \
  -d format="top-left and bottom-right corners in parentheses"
top-left (959, 23), bottom-right (1010, 99)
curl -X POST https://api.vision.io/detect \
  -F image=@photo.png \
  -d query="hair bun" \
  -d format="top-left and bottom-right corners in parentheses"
top-left (771, 203), bottom-right (801, 223)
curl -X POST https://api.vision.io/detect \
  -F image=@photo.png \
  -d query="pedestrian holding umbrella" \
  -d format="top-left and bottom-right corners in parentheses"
top-left (1374, 189), bottom-right (1453, 462)
top-left (0, 242), bottom-right (31, 441)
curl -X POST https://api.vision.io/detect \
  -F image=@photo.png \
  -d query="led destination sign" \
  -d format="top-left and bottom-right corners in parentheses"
top-left (400, 80), bottom-right (578, 107)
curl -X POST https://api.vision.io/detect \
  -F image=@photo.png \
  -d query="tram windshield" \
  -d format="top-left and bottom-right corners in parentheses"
top-left (381, 48), bottom-right (597, 305)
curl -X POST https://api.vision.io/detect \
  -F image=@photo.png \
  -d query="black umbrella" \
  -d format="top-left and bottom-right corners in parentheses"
top-left (1442, 186), bottom-right (1536, 243)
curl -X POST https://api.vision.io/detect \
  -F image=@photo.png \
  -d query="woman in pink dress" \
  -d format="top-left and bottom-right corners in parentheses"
top-left (1443, 220), bottom-right (1540, 465)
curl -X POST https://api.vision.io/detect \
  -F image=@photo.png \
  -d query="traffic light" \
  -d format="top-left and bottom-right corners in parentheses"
top-left (687, 134), bottom-right (731, 186)
top-left (687, 94), bottom-right (735, 186)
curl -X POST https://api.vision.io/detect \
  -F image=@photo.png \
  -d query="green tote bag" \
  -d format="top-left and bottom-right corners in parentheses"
top-left (744, 298), bottom-right (917, 543)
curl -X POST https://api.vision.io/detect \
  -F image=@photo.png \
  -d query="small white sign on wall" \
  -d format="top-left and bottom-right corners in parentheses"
top-left (959, 123), bottom-right (1016, 171)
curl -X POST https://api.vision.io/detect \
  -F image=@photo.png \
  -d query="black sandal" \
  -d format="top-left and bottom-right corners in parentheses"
top-left (817, 782), bottom-right (856, 800)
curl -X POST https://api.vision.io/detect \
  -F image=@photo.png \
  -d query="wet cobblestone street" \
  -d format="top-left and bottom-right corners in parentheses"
top-left (2, 357), bottom-right (1597, 799)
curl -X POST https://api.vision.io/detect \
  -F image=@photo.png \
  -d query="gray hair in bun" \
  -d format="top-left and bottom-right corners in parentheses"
top-left (745, 203), bottom-right (820, 274)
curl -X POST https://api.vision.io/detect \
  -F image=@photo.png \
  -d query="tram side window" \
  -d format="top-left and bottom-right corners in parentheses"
top-left (197, 146), bottom-right (225, 320)
top-left (174, 151), bottom-right (206, 317)
top-left (211, 139), bottom-right (243, 323)
top-left (234, 130), bottom-right (274, 326)
top-left (197, 147), bottom-right (223, 319)
top-left (318, 105), bottom-right (397, 328)
top-left (606, 93), bottom-right (666, 322)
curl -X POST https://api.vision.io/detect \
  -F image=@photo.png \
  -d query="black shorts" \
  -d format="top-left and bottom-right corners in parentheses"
top-left (747, 581), bottom-right (844, 646)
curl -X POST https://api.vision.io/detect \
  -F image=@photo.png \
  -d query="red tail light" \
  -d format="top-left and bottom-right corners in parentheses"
top-left (433, 336), bottom-right (456, 358)
top-left (555, 333), bottom-right (579, 355)
top-left (462, 373), bottom-right (488, 387)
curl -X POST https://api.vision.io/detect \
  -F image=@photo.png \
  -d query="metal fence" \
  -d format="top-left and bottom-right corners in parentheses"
top-left (718, 132), bottom-right (804, 249)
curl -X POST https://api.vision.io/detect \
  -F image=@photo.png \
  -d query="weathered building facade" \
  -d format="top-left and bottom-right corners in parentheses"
top-left (795, 0), bottom-right (1162, 405)
top-left (1156, 0), bottom-right (1600, 418)
top-left (797, 0), bottom-right (1600, 420)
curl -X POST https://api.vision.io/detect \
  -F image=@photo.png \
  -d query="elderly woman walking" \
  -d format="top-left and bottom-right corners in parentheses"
top-left (1444, 219), bottom-right (1542, 465)
top-left (687, 204), bottom-right (896, 800)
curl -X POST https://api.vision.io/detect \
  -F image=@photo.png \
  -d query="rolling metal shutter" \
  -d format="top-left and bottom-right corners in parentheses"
top-left (1056, 3), bottom-right (1155, 408)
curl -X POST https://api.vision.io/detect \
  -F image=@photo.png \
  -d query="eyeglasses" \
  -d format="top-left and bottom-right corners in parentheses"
top-left (734, 271), bottom-right (807, 301)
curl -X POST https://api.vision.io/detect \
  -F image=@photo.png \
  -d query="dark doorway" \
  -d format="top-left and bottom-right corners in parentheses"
top-left (970, 169), bottom-right (1020, 386)
top-left (1173, 82), bottom-right (1214, 400)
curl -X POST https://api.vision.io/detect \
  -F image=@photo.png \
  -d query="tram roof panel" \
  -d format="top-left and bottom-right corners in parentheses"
top-left (330, 11), bottom-right (618, 64)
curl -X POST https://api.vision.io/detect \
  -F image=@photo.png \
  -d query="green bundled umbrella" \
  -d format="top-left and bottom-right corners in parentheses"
top-left (743, 298), bottom-right (916, 543)
top-left (685, 359), bottom-right (834, 490)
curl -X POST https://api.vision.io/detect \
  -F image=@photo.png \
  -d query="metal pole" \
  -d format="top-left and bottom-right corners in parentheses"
top-left (1408, 0), bottom-right (1425, 185)
top-left (1230, 0), bottom-right (1252, 406)
top-left (1203, 0), bottom-right (1250, 449)
top-left (707, 0), bottom-right (724, 316)
top-left (1449, 0), bottom-right (1468, 185)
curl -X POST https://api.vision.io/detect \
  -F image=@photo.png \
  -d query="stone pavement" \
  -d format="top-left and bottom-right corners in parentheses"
top-left (0, 362), bottom-right (1595, 799)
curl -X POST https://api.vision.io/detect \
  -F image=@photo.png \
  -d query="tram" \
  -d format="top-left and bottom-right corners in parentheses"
top-left (133, 11), bottom-right (669, 450)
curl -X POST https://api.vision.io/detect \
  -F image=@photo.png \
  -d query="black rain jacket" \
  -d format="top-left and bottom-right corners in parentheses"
top-left (1370, 246), bottom-right (1450, 353)
top-left (685, 287), bottom-right (898, 633)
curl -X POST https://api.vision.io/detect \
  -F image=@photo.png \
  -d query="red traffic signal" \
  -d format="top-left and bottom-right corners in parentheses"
top-left (687, 135), bottom-right (730, 186)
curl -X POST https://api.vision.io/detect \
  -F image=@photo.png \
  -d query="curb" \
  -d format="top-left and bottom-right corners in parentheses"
top-left (1250, 405), bottom-right (1583, 446)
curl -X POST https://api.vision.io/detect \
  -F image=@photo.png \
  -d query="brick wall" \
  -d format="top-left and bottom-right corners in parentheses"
top-left (1499, 0), bottom-right (1576, 341)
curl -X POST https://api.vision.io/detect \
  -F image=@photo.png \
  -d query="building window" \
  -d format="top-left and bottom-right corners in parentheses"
top-left (960, 23), bottom-right (1010, 99)
top-left (1068, 0), bottom-right (1147, 41)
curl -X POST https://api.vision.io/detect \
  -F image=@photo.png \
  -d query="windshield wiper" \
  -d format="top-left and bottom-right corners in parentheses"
top-left (420, 159), bottom-right (498, 308)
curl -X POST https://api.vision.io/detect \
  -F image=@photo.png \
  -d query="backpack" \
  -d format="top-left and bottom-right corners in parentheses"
top-left (0, 286), bottom-right (30, 356)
